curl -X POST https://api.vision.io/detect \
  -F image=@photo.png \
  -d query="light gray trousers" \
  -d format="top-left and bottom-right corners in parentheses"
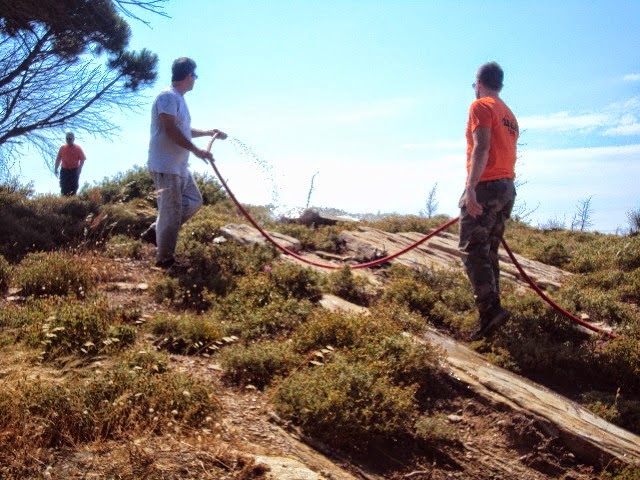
top-left (150, 171), bottom-right (203, 264)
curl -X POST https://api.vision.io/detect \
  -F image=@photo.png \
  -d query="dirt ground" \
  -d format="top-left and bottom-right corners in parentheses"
top-left (2, 252), bottom-right (632, 479)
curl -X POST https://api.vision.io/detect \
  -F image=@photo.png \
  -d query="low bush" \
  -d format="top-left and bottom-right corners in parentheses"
top-left (170, 237), bottom-right (278, 309)
top-left (87, 200), bottom-right (156, 241)
top-left (105, 234), bottom-right (144, 259)
top-left (266, 262), bottom-right (323, 302)
top-left (325, 266), bottom-right (373, 306)
top-left (220, 340), bottom-right (303, 389)
top-left (365, 214), bottom-right (454, 235)
top-left (384, 265), bottom-right (475, 315)
top-left (0, 354), bottom-right (220, 448)
top-left (293, 310), bottom-right (393, 352)
top-left (532, 240), bottom-right (571, 267)
top-left (85, 165), bottom-right (155, 204)
top-left (0, 192), bottom-right (99, 261)
top-left (15, 251), bottom-right (95, 298)
top-left (218, 296), bottom-right (314, 341)
top-left (273, 354), bottom-right (417, 451)
top-left (618, 269), bottom-right (640, 304)
top-left (0, 254), bottom-right (11, 293)
top-left (273, 223), bottom-right (346, 253)
top-left (0, 298), bottom-right (53, 330)
top-left (556, 286), bottom-right (634, 324)
top-left (29, 299), bottom-right (139, 360)
top-left (381, 277), bottom-right (438, 317)
top-left (150, 313), bottom-right (221, 355)
top-left (193, 172), bottom-right (228, 205)
top-left (615, 237), bottom-right (640, 272)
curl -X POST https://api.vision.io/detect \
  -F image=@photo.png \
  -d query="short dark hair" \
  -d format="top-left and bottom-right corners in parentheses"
top-left (171, 57), bottom-right (197, 82)
top-left (477, 62), bottom-right (504, 91)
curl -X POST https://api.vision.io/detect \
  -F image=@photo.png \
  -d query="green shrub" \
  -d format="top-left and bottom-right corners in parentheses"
top-left (193, 172), bottom-right (228, 205)
top-left (599, 465), bottom-right (640, 480)
top-left (273, 223), bottom-right (345, 252)
top-left (381, 277), bottom-right (438, 317)
top-left (105, 234), bottom-right (144, 259)
top-left (172, 238), bottom-right (278, 309)
top-left (0, 193), bottom-right (99, 261)
top-left (30, 299), bottom-right (139, 360)
top-left (595, 325), bottom-right (640, 395)
top-left (615, 237), bottom-right (640, 272)
top-left (532, 240), bottom-right (571, 267)
top-left (293, 310), bottom-right (395, 352)
top-left (568, 242), bottom-right (611, 273)
top-left (15, 251), bottom-right (95, 298)
top-left (367, 302), bottom-right (429, 335)
top-left (85, 165), bottom-right (155, 204)
top-left (88, 201), bottom-right (156, 241)
top-left (274, 354), bottom-right (416, 450)
top-left (124, 349), bottom-right (170, 374)
top-left (0, 254), bottom-right (11, 293)
top-left (152, 275), bottom-right (182, 304)
top-left (150, 314), bottom-right (221, 355)
top-left (266, 262), bottom-right (323, 302)
top-left (556, 286), bottom-right (634, 324)
top-left (359, 334), bottom-right (442, 385)
top-left (618, 269), bottom-right (640, 303)
top-left (0, 298), bottom-right (53, 330)
top-left (384, 265), bottom-right (475, 315)
top-left (365, 214), bottom-right (454, 235)
top-left (220, 340), bottom-right (303, 389)
top-left (325, 266), bottom-right (372, 306)
top-left (218, 296), bottom-right (314, 341)
top-left (0, 357), bottom-right (220, 448)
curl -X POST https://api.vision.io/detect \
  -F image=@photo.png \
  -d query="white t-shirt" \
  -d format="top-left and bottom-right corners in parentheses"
top-left (147, 87), bottom-right (192, 176)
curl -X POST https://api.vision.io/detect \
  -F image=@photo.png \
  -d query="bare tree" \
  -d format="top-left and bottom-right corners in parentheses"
top-left (571, 196), bottom-right (594, 231)
top-left (0, 0), bottom-right (164, 175)
top-left (419, 182), bottom-right (439, 218)
top-left (306, 171), bottom-right (319, 209)
top-left (626, 207), bottom-right (640, 235)
top-left (508, 169), bottom-right (541, 224)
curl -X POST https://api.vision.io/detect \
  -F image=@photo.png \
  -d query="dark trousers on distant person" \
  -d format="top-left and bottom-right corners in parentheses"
top-left (60, 167), bottom-right (80, 196)
top-left (458, 178), bottom-right (516, 315)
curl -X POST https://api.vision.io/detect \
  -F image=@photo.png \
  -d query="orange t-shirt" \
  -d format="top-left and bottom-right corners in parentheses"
top-left (466, 97), bottom-right (518, 182)
top-left (58, 144), bottom-right (86, 169)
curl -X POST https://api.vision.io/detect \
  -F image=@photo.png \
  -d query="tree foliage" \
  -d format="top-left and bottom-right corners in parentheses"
top-left (0, 0), bottom-right (164, 173)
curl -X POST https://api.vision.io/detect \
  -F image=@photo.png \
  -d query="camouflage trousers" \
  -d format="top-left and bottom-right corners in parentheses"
top-left (458, 178), bottom-right (516, 314)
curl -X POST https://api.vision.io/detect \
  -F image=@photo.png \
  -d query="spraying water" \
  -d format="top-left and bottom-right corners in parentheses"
top-left (228, 137), bottom-right (281, 209)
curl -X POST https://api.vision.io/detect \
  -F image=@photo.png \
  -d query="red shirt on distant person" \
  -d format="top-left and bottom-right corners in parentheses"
top-left (57, 143), bottom-right (86, 169)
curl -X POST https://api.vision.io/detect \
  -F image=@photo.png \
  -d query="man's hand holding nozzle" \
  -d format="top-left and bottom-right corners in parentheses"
top-left (212, 129), bottom-right (228, 140)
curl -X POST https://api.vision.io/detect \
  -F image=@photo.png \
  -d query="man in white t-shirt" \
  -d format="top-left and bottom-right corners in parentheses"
top-left (142, 57), bottom-right (227, 270)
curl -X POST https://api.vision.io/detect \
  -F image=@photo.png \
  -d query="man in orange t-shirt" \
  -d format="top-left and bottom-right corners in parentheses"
top-left (55, 131), bottom-right (86, 196)
top-left (458, 62), bottom-right (519, 340)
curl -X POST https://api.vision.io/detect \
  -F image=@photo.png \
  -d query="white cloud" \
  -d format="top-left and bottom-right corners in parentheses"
top-left (517, 143), bottom-right (640, 232)
top-left (520, 111), bottom-right (608, 132)
top-left (605, 124), bottom-right (640, 136)
top-left (520, 97), bottom-right (640, 137)
top-left (623, 73), bottom-right (640, 82)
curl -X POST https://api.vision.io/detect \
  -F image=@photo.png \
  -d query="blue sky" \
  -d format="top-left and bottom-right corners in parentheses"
top-left (23, 0), bottom-right (640, 233)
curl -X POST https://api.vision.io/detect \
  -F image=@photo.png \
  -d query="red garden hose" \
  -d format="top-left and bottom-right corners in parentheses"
top-left (205, 137), bottom-right (618, 338)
